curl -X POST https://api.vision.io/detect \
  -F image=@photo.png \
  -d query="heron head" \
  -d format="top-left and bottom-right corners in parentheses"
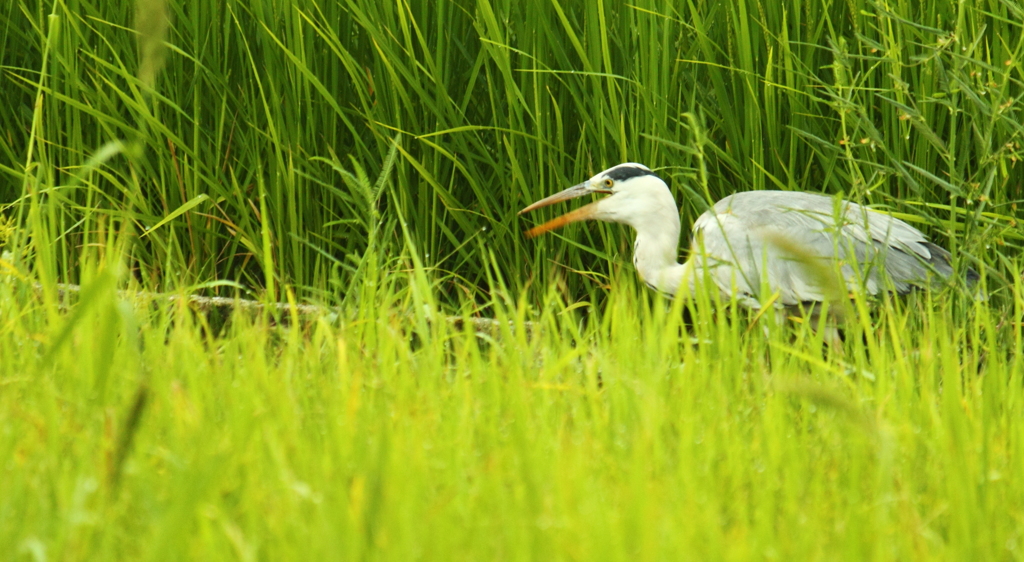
top-left (518, 163), bottom-right (675, 237)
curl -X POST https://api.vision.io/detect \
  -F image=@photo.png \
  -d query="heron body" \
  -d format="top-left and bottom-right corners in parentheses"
top-left (519, 163), bottom-right (972, 310)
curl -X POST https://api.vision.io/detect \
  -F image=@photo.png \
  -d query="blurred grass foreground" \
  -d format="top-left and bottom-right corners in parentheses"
top-left (2, 0), bottom-right (1024, 559)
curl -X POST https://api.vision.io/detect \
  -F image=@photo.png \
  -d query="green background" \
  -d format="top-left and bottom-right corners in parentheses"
top-left (3, 0), bottom-right (1020, 303)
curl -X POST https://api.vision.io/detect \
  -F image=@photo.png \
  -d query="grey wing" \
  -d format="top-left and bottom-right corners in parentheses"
top-left (688, 191), bottom-right (954, 308)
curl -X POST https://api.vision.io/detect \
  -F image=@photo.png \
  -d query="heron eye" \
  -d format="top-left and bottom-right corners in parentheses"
top-left (603, 178), bottom-right (614, 188)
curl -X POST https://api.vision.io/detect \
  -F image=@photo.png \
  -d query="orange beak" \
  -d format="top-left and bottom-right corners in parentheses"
top-left (518, 183), bottom-right (612, 238)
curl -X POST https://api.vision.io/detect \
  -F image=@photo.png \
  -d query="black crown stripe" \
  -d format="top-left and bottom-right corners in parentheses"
top-left (603, 165), bottom-right (655, 182)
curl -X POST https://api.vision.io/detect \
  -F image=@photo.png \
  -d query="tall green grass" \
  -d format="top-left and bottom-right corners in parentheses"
top-left (2, 0), bottom-right (1024, 559)
top-left (1, 0), bottom-right (1020, 303)
top-left (1, 254), bottom-right (1022, 559)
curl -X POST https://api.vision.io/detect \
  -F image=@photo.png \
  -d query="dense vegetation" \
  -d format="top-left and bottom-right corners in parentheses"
top-left (2, 0), bottom-right (1022, 559)
top-left (2, 0), bottom-right (1021, 302)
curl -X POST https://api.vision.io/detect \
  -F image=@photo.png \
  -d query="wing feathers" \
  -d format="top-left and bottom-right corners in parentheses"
top-left (690, 191), bottom-right (958, 307)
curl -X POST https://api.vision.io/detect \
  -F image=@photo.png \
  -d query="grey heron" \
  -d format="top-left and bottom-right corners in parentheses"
top-left (519, 163), bottom-right (975, 312)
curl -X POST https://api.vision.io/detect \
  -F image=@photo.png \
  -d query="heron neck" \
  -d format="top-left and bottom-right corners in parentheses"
top-left (632, 221), bottom-right (693, 297)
